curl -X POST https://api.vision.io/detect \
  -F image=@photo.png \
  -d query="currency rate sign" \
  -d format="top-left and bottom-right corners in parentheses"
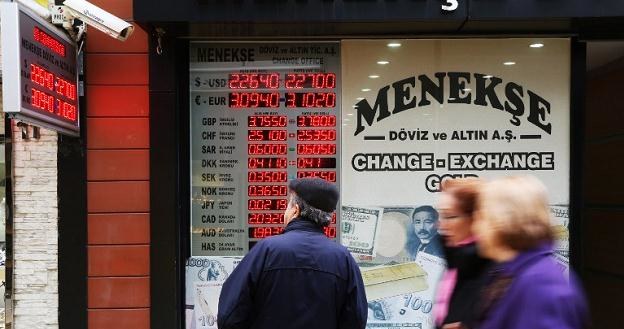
top-left (190, 43), bottom-right (342, 257)
top-left (29, 63), bottom-right (77, 122)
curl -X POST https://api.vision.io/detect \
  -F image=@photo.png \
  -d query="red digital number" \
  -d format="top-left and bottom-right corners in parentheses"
top-left (296, 130), bottom-right (336, 141)
top-left (249, 226), bottom-right (285, 238)
top-left (248, 115), bottom-right (287, 127)
top-left (248, 144), bottom-right (287, 155)
top-left (285, 73), bottom-right (336, 89)
top-left (30, 64), bottom-right (54, 90)
top-left (286, 92), bottom-right (336, 108)
top-left (229, 74), bottom-right (279, 89)
top-left (285, 74), bottom-right (304, 89)
top-left (248, 157), bottom-right (288, 169)
top-left (259, 74), bottom-right (280, 89)
top-left (248, 185), bottom-right (288, 197)
top-left (33, 27), bottom-right (65, 57)
top-left (248, 171), bottom-right (288, 182)
top-left (31, 88), bottom-right (55, 113)
top-left (55, 77), bottom-right (77, 101)
top-left (229, 92), bottom-right (280, 108)
top-left (296, 144), bottom-right (336, 155)
top-left (297, 115), bottom-right (336, 127)
top-left (248, 213), bottom-right (285, 224)
top-left (297, 171), bottom-right (337, 182)
top-left (297, 158), bottom-right (336, 169)
top-left (57, 100), bottom-right (77, 121)
top-left (323, 226), bottom-right (337, 239)
top-left (248, 130), bottom-right (287, 141)
top-left (308, 73), bottom-right (336, 89)
top-left (248, 199), bottom-right (288, 211)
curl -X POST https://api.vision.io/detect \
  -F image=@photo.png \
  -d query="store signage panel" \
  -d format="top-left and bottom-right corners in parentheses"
top-left (135, 0), bottom-right (466, 25)
top-left (341, 39), bottom-right (570, 329)
top-left (189, 42), bottom-right (341, 257)
top-left (0, 3), bottom-right (79, 136)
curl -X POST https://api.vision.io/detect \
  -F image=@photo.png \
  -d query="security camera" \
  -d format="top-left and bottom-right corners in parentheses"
top-left (61, 0), bottom-right (134, 41)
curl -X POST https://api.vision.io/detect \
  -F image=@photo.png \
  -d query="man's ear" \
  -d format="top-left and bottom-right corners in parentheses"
top-left (294, 203), bottom-right (301, 217)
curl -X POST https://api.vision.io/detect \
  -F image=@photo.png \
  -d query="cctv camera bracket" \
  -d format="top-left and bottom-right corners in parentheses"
top-left (50, 4), bottom-right (87, 43)
top-left (50, 0), bottom-right (133, 42)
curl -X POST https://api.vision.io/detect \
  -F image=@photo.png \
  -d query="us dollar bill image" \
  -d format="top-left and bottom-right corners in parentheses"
top-left (341, 205), bottom-right (384, 256)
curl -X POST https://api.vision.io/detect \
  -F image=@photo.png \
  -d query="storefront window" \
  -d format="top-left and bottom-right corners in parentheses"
top-left (186, 42), bottom-right (342, 329)
top-left (184, 39), bottom-right (571, 329)
top-left (340, 39), bottom-right (570, 328)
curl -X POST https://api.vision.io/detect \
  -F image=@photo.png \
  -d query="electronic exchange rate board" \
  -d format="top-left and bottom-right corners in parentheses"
top-left (190, 42), bottom-right (341, 256)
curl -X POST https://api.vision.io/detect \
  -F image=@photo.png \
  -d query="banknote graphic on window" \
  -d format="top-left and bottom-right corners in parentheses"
top-left (185, 257), bottom-right (243, 329)
top-left (340, 39), bottom-right (571, 329)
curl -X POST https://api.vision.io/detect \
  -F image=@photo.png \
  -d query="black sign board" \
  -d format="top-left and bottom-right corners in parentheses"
top-left (1, 3), bottom-right (79, 136)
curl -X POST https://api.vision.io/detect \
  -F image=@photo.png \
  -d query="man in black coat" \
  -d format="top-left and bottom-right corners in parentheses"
top-left (218, 178), bottom-right (368, 329)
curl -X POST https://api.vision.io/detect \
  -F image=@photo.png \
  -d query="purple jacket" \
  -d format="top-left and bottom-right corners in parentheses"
top-left (477, 244), bottom-right (589, 329)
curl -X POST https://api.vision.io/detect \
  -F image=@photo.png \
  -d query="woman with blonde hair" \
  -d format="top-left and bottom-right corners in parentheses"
top-left (473, 175), bottom-right (589, 329)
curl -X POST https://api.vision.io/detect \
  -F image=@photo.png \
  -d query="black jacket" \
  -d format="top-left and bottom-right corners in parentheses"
top-left (439, 242), bottom-right (491, 329)
top-left (217, 219), bottom-right (368, 329)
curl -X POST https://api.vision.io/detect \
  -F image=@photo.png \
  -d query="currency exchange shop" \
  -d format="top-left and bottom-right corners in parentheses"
top-left (180, 38), bottom-right (572, 329)
top-left (65, 1), bottom-right (624, 329)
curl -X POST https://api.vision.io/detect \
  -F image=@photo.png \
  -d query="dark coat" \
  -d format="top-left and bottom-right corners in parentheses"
top-left (439, 242), bottom-right (491, 329)
top-left (217, 219), bottom-right (368, 329)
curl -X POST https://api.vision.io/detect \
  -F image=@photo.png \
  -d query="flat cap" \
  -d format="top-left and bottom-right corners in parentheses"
top-left (288, 178), bottom-right (339, 212)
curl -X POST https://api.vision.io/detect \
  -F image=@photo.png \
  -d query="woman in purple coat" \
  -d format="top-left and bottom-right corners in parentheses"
top-left (472, 176), bottom-right (590, 329)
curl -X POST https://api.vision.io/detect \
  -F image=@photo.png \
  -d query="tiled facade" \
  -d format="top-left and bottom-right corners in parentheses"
top-left (85, 0), bottom-right (150, 326)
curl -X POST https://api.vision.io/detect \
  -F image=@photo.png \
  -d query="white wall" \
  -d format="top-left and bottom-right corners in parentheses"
top-left (11, 123), bottom-right (58, 329)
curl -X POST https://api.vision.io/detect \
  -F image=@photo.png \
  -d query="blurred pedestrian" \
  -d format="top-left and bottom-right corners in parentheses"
top-left (218, 178), bottom-right (368, 329)
top-left (472, 175), bottom-right (589, 329)
top-left (434, 178), bottom-right (491, 329)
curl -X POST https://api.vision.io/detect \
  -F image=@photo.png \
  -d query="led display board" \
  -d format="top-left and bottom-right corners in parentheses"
top-left (189, 42), bottom-right (341, 256)
top-left (1, 2), bottom-right (79, 136)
